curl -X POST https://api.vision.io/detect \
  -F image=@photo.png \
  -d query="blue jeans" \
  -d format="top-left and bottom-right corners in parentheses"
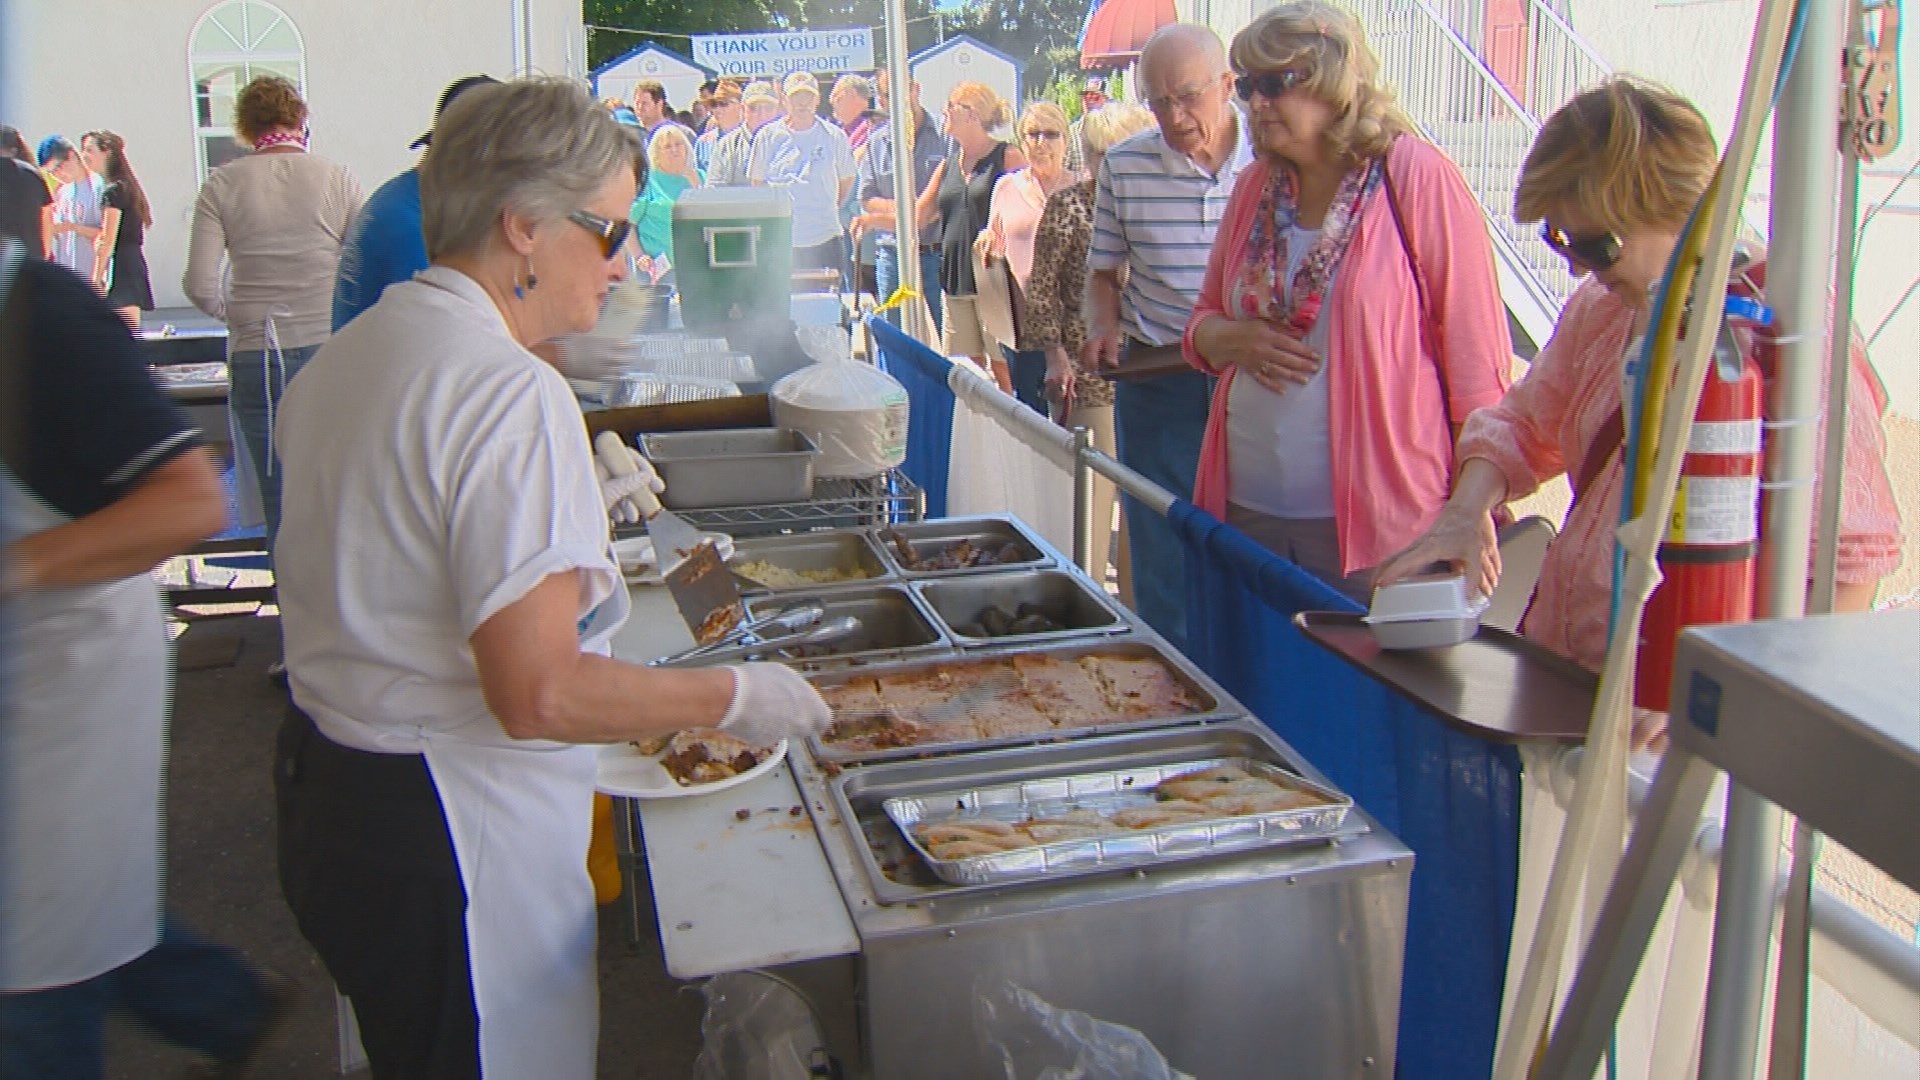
top-left (875, 244), bottom-right (944, 336)
top-left (0, 916), bottom-right (270, 1078)
top-left (1112, 367), bottom-right (1213, 655)
top-left (1001, 345), bottom-right (1049, 415)
top-left (228, 343), bottom-right (321, 557)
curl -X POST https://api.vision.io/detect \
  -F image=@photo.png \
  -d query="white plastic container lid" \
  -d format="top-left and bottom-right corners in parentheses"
top-left (1365, 572), bottom-right (1489, 624)
top-left (672, 187), bottom-right (793, 220)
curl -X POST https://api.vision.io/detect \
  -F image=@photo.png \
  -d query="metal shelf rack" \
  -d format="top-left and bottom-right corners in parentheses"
top-left (620, 469), bottom-right (925, 540)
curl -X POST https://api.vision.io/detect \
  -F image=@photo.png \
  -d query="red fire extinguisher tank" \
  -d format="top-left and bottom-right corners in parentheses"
top-left (1636, 331), bottom-right (1765, 712)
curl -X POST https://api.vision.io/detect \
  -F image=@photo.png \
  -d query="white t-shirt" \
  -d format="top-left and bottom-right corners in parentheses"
top-left (274, 266), bottom-right (627, 753)
top-left (748, 119), bottom-right (856, 247)
top-left (1226, 224), bottom-right (1337, 519)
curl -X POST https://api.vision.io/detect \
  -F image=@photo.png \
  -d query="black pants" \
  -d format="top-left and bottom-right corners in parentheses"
top-left (274, 708), bottom-right (480, 1080)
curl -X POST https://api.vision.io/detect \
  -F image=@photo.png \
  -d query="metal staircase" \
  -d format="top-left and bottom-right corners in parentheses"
top-left (1333, 0), bottom-right (1613, 349)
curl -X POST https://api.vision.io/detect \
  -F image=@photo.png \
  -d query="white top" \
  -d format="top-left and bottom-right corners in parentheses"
top-left (182, 152), bottom-right (364, 351)
top-left (1226, 224), bottom-right (1337, 519)
top-left (275, 266), bottom-right (627, 754)
top-left (1088, 114), bottom-right (1255, 347)
top-left (748, 119), bottom-right (856, 247)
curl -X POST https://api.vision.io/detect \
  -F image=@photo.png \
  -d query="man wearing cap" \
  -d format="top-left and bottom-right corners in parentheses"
top-left (708, 81), bottom-right (779, 187)
top-left (1063, 77), bottom-right (1108, 174)
top-left (854, 74), bottom-right (953, 332)
top-left (695, 82), bottom-right (743, 175)
top-left (749, 71), bottom-right (857, 275)
top-left (331, 75), bottom-right (497, 331)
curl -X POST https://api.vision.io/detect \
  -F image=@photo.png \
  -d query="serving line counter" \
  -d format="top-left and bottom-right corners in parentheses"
top-left (606, 515), bottom-right (1414, 1078)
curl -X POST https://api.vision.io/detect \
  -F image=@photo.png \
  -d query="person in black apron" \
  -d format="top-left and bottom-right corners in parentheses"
top-left (931, 82), bottom-right (1025, 392)
top-left (0, 244), bottom-right (286, 1078)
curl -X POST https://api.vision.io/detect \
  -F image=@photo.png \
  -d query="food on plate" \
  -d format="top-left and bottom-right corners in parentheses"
top-left (817, 652), bottom-right (1208, 753)
top-left (632, 733), bottom-right (673, 756)
top-left (878, 528), bottom-right (1036, 571)
top-left (654, 729), bottom-right (774, 787)
top-left (732, 559), bottom-right (874, 589)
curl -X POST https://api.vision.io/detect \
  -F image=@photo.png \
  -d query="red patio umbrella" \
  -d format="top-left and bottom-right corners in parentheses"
top-left (1079, 0), bottom-right (1177, 69)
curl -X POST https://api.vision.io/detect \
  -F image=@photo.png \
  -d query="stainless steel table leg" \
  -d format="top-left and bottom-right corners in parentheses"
top-left (612, 794), bottom-right (645, 948)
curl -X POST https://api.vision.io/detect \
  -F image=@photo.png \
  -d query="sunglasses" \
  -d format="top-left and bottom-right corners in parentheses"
top-left (1234, 70), bottom-right (1308, 102)
top-left (568, 210), bottom-right (632, 260)
top-left (1023, 129), bottom-right (1065, 142)
top-left (1540, 222), bottom-right (1623, 271)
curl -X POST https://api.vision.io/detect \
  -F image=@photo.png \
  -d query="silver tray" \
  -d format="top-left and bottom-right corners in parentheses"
top-left (885, 757), bottom-right (1353, 887)
top-left (912, 570), bottom-right (1129, 648)
top-left (870, 516), bottom-right (1053, 577)
top-left (730, 531), bottom-right (894, 592)
top-left (639, 428), bottom-right (819, 510)
top-left (741, 585), bottom-right (949, 668)
top-left (805, 636), bottom-right (1237, 766)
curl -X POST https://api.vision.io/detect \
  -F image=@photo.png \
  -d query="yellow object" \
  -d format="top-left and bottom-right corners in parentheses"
top-left (589, 793), bottom-right (623, 905)
top-left (873, 284), bottom-right (921, 314)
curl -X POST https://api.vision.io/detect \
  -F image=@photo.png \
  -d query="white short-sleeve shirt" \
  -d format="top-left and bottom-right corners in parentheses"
top-left (748, 119), bottom-right (856, 247)
top-left (275, 266), bottom-right (627, 753)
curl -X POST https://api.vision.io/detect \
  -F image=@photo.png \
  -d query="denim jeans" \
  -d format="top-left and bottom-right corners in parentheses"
top-left (874, 244), bottom-right (944, 336)
top-left (1000, 345), bottom-right (1049, 415)
top-left (0, 916), bottom-right (270, 1079)
top-left (227, 342), bottom-right (321, 557)
top-left (1112, 367), bottom-right (1213, 654)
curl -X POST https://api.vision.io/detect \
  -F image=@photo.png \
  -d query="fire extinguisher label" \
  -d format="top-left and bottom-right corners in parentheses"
top-left (1668, 476), bottom-right (1761, 544)
top-left (1687, 419), bottom-right (1763, 455)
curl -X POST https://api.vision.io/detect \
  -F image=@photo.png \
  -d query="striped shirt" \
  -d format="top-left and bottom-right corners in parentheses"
top-left (1090, 117), bottom-right (1254, 347)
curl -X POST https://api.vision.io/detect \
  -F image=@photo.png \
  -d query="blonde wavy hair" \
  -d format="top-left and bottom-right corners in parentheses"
top-left (1516, 77), bottom-right (1718, 234)
top-left (647, 122), bottom-right (696, 177)
top-left (1017, 101), bottom-right (1070, 142)
top-left (1079, 102), bottom-right (1156, 157)
top-left (1229, 1), bottom-right (1415, 162)
top-left (947, 81), bottom-right (1013, 131)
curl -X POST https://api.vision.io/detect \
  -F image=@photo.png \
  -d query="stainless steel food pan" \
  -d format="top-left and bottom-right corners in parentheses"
top-left (729, 531), bottom-right (892, 592)
top-left (870, 516), bottom-right (1052, 577)
top-left (741, 585), bottom-right (949, 667)
top-left (804, 637), bottom-right (1238, 766)
top-left (638, 428), bottom-right (819, 510)
top-left (912, 570), bottom-right (1128, 647)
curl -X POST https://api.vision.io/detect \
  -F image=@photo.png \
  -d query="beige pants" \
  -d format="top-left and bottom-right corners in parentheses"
top-left (1223, 504), bottom-right (1375, 606)
top-left (1065, 401), bottom-right (1132, 607)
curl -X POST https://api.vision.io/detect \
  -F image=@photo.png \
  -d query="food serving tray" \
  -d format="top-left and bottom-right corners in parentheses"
top-left (729, 531), bottom-right (894, 592)
top-left (870, 517), bottom-right (1053, 578)
top-left (912, 569), bottom-right (1130, 648)
top-left (740, 585), bottom-right (949, 668)
top-left (887, 756), bottom-right (1353, 887)
top-left (805, 637), bottom-right (1238, 767)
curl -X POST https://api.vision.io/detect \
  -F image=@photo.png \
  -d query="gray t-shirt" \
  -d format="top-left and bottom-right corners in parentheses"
top-left (748, 120), bottom-right (856, 247)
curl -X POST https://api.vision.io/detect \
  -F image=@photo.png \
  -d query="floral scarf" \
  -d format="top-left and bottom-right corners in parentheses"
top-left (1234, 160), bottom-right (1380, 332)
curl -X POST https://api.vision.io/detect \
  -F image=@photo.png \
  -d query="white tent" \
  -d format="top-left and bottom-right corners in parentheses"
top-left (590, 42), bottom-right (711, 112)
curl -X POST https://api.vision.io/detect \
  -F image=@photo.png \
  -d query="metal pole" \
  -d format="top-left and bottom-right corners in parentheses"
top-left (1071, 426), bottom-right (1093, 573)
top-left (1699, 1), bottom-right (1845, 1076)
top-left (882, 0), bottom-right (933, 345)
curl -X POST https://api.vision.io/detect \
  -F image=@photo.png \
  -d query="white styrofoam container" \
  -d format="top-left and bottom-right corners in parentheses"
top-left (1364, 572), bottom-right (1488, 650)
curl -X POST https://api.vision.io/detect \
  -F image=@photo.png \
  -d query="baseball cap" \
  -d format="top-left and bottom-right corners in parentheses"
top-left (412, 74), bottom-right (501, 149)
top-left (782, 71), bottom-right (820, 99)
top-left (742, 81), bottom-right (779, 107)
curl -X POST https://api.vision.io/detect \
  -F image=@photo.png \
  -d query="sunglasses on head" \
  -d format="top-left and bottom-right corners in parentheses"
top-left (1540, 222), bottom-right (1623, 271)
top-left (1234, 69), bottom-right (1308, 102)
top-left (568, 210), bottom-right (632, 260)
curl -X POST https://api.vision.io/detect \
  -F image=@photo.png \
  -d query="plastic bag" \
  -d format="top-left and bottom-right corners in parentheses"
top-left (690, 972), bottom-right (827, 1080)
top-left (975, 981), bottom-right (1192, 1080)
top-left (770, 355), bottom-right (909, 480)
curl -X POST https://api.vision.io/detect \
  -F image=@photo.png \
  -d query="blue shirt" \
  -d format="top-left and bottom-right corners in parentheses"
top-left (332, 169), bottom-right (426, 332)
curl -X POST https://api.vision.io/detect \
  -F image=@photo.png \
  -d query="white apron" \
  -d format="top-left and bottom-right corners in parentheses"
top-left (0, 467), bottom-right (168, 990)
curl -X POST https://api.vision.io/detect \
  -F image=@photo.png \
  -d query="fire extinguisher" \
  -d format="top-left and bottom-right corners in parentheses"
top-left (1635, 295), bottom-right (1768, 712)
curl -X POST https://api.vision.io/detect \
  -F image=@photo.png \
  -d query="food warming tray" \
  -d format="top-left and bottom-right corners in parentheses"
top-left (821, 722), bottom-right (1369, 904)
top-left (870, 517), bottom-right (1053, 577)
top-left (638, 428), bottom-right (819, 509)
top-left (729, 531), bottom-right (893, 591)
top-left (741, 585), bottom-right (948, 666)
top-left (805, 637), bottom-right (1238, 767)
top-left (912, 569), bottom-right (1129, 647)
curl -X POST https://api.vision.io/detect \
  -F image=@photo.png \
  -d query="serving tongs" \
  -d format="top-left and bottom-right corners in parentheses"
top-left (649, 601), bottom-right (860, 667)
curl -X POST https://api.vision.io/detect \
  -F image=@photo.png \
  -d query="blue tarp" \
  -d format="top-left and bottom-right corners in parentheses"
top-left (868, 316), bottom-right (955, 520)
top-left (1168, 501), bottom-right (1522, 1080)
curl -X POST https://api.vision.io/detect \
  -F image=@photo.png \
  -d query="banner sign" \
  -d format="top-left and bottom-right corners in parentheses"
top-left (691, 28), bottom-right (875, 79)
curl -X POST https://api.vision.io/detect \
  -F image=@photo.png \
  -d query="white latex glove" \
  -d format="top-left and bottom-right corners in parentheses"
top-left (556, 333), bottom-right (634, 380)
top-left (595, 459), bottom-right (652, 525)
top-left (718, 663), bottom-right (833, 748)
top-left (593, 431), bottom-right (666, 525)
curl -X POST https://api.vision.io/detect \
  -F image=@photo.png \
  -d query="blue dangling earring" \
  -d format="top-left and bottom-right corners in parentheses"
top-left (514, 256), bottom-right (538, 300)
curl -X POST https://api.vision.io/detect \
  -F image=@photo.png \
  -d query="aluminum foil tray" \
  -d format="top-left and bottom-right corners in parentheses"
top-left (884, 757), bottom-right (1354, 887)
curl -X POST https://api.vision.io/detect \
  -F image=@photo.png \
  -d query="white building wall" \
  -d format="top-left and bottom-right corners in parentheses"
top-left (912, 40), bottom-right (1020, 125)
top-left (10, 0), bottom-right (584, 312)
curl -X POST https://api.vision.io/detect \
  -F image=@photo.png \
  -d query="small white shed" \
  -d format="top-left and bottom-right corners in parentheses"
top-left (911, 35), bottom-right (1023, 129)
top-left (591, 43), bottom-right (711, 112)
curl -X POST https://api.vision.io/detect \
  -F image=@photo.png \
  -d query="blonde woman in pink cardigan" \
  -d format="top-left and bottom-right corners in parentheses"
top-left (1182, 3), bottom-right (1512, 603)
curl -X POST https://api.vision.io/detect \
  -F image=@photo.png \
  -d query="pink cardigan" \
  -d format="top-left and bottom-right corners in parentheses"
top-left (1183, 137), bottom-right (1513, 573)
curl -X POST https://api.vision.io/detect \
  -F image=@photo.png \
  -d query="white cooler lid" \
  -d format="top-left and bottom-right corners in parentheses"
top-left (673, 187), bottom-right (793, 220)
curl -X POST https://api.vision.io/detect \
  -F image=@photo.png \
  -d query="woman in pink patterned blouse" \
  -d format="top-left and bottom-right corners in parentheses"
top-left (1379, 79), bottom-right (1903, 690)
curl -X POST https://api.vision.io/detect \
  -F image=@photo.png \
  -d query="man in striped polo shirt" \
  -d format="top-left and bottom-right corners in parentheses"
top-left (1085, 24), bottom-right (1253, 653)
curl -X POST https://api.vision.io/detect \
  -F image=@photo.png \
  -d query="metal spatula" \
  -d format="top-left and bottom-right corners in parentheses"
top-left (597, 431), bottom-right (742, 643)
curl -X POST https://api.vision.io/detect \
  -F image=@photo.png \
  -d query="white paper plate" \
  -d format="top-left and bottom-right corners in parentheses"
top-left (612, 533), bottom-right (736, 585)
top-left (595, 737), bottom-right (787, 799)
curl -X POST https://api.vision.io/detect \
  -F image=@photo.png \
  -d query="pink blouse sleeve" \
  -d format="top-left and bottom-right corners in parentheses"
top-left (1456, 286), bottom-right (1602, 501)
top-left (1183, 162), bottom-right (1267, 373)
top-left (1833, 344), bottom-right (1905, 583)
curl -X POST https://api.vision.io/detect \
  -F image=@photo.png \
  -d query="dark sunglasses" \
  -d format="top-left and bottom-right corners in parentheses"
top-left (1540, 222), bottom-right (1623, 271)
top-left (1234, 70), bottom-right (1308, 102)
top-left (1023, 129), bottom-right (1065, 141)
top-left (568, 210), bottom-right (632, 260)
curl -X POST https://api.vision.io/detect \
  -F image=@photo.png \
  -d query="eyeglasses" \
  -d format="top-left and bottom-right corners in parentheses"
top-left (1022, 129), bottom-right (1065, 142)
top-left (1144, 83), bottom-right (1215, 116)
top-left (568, 210), bottom-right (633, 260)
top-left (1541, 222), bottom-right (1623, 271)
top-left (1234, 70), bottom-right (1309, 102)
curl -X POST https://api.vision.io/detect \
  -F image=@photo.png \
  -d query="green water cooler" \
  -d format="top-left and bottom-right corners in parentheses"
top-left (672, 187), bottom-right (793, 330)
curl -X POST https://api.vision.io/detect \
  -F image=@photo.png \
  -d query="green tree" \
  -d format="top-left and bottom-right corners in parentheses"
top-left (586, 0), bottom-right (940, 71)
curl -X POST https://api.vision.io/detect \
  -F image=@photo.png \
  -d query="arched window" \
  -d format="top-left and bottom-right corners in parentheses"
top-left (188, 0), bottom-right (306, 181)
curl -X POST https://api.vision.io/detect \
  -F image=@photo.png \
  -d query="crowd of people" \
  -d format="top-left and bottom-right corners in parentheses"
top-left (0, 1), bottom-right (1906, 1076)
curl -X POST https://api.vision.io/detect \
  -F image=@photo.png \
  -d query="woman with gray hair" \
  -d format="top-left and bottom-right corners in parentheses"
top-left (270, 78), bottom-right (830, 1078)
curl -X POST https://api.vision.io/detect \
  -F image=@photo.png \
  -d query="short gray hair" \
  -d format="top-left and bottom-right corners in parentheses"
top-left (831, 74), bottom-right (874, 103)
top-left (420, 78), bottom-right (640, 262)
